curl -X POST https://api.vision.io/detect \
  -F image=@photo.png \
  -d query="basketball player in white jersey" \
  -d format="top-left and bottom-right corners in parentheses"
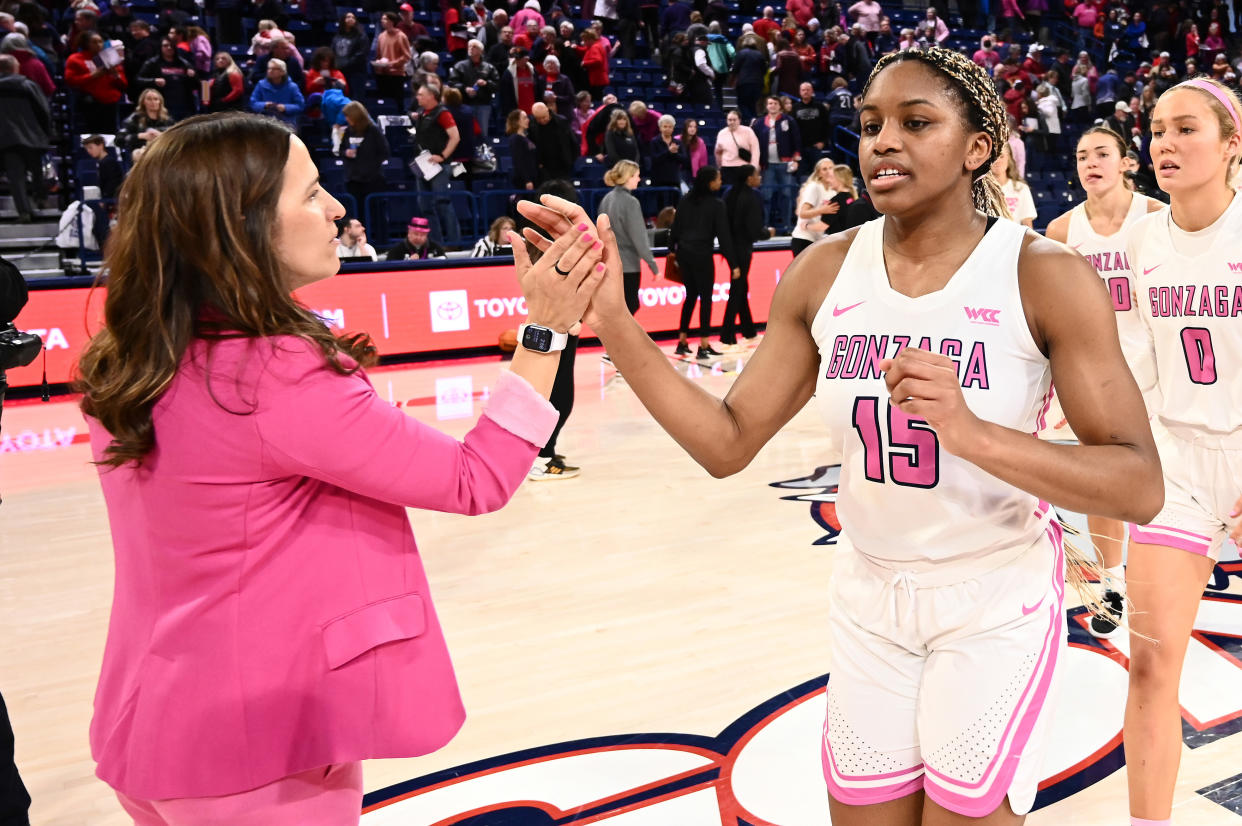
top-left (1121, 76), bottom-right (1242, 826)
top-left (1045, 126), bottom-right (1165, 639)
top-left (514, 47), bottom-right (1162, 824)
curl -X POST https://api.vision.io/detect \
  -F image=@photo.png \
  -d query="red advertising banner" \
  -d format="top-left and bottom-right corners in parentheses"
top-left (8, 249), bottom-right (791, 389)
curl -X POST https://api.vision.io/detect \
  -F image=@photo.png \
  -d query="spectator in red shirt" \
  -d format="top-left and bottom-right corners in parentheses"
top-left (1022, 43), bottom-right (1047, 78)
top-left (753, 7), bottom-right (781, 42)
top-left (788, 0), bottom-right (815, 26)
top-left (577, 29), bottom-right (609, 99)
top-left (64, 30), bottom-right (128, 132)
top-left (305, 46), bottom-right (348, 95)
top-left (500, 46), bottom-right (537, 114)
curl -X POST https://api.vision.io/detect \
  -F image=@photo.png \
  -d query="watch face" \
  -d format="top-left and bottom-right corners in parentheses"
top-left (521, 325), bottom-right (554, 352)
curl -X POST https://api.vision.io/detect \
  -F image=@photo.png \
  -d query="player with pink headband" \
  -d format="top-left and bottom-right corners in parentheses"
top-left (1123, 75), bottom-right (1242, 826)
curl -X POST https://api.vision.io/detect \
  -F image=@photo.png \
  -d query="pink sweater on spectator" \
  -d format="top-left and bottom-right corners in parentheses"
top-left (678, 133), bottom-right (709, 175)
top-left (88, 335), bottom-right (558, 800)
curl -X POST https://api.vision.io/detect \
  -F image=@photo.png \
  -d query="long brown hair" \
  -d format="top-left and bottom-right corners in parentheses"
top-left (77, 112), bottom-right (375, 468)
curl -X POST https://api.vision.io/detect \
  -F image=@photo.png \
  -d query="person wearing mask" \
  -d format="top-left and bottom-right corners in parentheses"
top-left (751, 95), bottom-right (801, 235)
top-left (0, 53), bottom-right (49, 223)
top-left (338, 101), bottom-right (388, 210)
top-left (372, 12), bottom-right (411, 103)
top-left (721, 164), bottom-right (771, 349)
top-left (599, 160), bottom-right (659, 317)
top-left (336, 217), bottom-right (378, 260)
top-left (64, 30), bottom-right (128, 133)
top-left (603, 109), bottom-right (639, 166)
top-left (250, 58), bottom-right (304, 127)
top-left (528, 101), bottom-right (576, 183)
top-left (118, 88), bottom-right (177, 159)
top-left (715, 108), bottom-right (760, 188)
top-left (77, 112), bottom-right (603, 823)
top-left (450, 40), bottom-right (500, 138)
top-left (331, 13), bottom-right (369, 104)
top-left (670, 166), bottom-right (738, 359)
top-left (386, 215), bottom-right (446, 260)
top-left (206, 51), bottom-right (246, 112)
top-left (410, 83), bottom-right (461, 248)
top-left (505, 108), bottom-right (538, 190)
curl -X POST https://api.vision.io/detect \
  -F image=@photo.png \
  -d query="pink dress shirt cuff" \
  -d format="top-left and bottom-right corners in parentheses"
top-left (481, 370), bottom-right (560, 447)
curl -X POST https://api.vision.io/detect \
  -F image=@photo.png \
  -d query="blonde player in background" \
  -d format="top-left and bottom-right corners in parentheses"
top-left (517, 47), bottom-right (1162, 824)
top-left (1044, 125), bottom-right (1165, 639)
top-left (1122, 76), bottom-right (1242, 826)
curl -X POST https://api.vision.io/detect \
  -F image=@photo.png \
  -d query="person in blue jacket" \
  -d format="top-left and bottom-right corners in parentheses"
top-left (250, 58), bottom-right (304, 127)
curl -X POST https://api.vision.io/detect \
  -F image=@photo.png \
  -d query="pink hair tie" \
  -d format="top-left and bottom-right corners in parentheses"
top-left (1174, 78), bottom-right (1242, 135)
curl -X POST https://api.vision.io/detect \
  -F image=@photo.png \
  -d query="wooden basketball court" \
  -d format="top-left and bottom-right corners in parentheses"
top-left (3, 343), bottom-right (1242, 824)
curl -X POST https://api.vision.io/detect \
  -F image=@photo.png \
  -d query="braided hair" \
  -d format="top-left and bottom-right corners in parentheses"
top-left (862, 46), bottom-right (1011, 217)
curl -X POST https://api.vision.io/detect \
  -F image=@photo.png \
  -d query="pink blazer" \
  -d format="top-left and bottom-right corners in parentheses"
top-left (88, 336), bottom-right (558, 800)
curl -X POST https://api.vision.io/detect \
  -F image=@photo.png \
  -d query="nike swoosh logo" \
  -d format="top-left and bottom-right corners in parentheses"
top-left (1143, 265), bottom-right (1162, 275)
top-left (1021, 596), bottom-right (1045, 616)
top-left (832, 301), bottom-right (865, 317)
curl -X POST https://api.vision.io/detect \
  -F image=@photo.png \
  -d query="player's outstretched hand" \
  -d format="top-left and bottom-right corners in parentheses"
top-left (880, 347), bottom-right (982, 458)
top-left (508, 221), bottom-right (605, 333)
top-left (516, 195), bottom-right (628, 329)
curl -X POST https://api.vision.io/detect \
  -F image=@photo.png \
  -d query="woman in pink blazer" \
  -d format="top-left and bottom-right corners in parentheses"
top-left (76, 111), bottom-right (605, 824)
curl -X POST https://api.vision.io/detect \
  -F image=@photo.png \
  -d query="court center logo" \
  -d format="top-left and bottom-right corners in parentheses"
top-left (429, 289), bottom-right (471, 333)
top-left (356, 481), bottom-right (1242, 823)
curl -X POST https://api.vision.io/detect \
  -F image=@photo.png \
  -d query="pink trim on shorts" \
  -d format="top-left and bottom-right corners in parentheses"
top-left (821, 714), bottom-right (925, 805)
top-left (1128, 524), bottom-right (1213, 556)
top-left (922, 522), bottom-right (1065, 817)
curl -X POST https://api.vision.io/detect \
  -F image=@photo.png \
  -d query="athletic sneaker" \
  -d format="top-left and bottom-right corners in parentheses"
top-left (718, 342), bottom-right (747, 354)
top-left (674, 342), bottom-right (692, 356)
top-left (1089, 589), bottom-right (1124, 639)
top-left (527, 457), bottom-right (581, 481)
top-left (696, 345), bottom-right (723, 359)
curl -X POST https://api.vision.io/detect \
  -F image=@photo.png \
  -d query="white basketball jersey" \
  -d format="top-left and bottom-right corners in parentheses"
top-left (812, 218), bottom-right (1053, 569)
top-left (1127, 192), bottom-right (1242, 439)
top-left (1066, 193), bottom-right (1156, 370)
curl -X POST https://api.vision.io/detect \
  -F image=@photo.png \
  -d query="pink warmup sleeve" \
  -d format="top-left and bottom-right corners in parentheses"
top-left (255, 341), bottom-right (558, 514)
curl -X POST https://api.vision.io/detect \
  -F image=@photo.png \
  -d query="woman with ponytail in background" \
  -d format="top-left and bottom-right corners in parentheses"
top-left (1044, 125), bottom-right (1164, 640)
top-left (515, 46), bottom-right (1161, 822)
top-left (1121, 76), bottom-right (1242, 826)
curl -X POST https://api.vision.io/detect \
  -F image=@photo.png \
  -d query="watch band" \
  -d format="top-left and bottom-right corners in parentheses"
top-left (518, 323), bottom-right (569, 353)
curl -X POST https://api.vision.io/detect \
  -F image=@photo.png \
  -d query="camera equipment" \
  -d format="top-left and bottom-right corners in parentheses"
top-left (0, 255), bottom-right (44, 424)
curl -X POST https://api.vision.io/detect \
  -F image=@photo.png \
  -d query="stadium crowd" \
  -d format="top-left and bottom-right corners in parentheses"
top-left (1, 0), bottom-right (1240, 246)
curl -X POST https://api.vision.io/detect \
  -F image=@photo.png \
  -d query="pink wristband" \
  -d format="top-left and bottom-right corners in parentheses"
top-left (1174, 78), bottom-right (1242, 135)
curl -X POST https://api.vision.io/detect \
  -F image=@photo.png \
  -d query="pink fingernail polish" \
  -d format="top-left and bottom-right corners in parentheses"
top-left (593, 241), bottom-right (603, 251)
top-left (596, 263), bottom-right (605, 272)
top-left (583, 234), bottom-right (594, 244)
top-left (576, 223), bottom-right (588, 231)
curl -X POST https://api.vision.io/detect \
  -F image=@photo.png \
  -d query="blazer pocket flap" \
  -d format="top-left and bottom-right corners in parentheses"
top-left (322, 593), bottom-right (427, 670)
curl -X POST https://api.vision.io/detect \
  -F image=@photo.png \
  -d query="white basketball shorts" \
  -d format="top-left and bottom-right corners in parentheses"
top-left (1129, 423), bottom-right (1242, 562)
top-left (821, 522), bottom-right (1066, 817)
